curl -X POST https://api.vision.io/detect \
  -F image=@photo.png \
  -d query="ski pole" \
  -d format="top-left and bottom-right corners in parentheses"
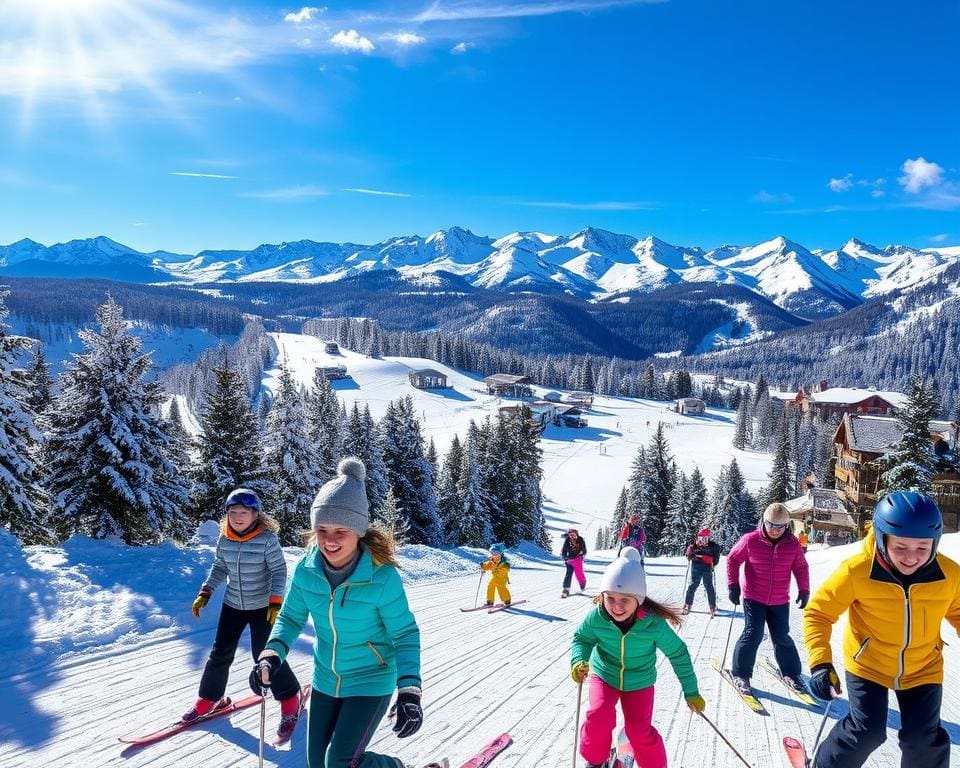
top-left (696, 710), bottom-right (752, 767)
top-left (721, 603), bottom-right (738, 670)
top-left (474, 570), bottom-right (484, 608)
top-left (809, 698), bottom-right (835, 765)
top-left (681, 560), bottom-right (691, 603)
top-left (572, 679), bottom-right (584, 768)
top-left (675, 706), bottom-right (694, 766)
top-left (258, 691), bottom-right (266, 768)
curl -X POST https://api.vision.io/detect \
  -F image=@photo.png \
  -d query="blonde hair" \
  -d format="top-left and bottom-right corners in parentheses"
top-left (220, 512), bottom-right (280, 533)
top-left (303, 523), bottom-right (400, 568)
top-left (594, 593), bottom-right (684, 629)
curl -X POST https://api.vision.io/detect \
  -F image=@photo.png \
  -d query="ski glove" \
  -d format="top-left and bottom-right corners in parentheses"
top-left (808, 663), bottom-right (842, 701)
top-left (249, 653), bottom-right (281, 696)
top-left (728, 584), bottom-right (741, 606)
top-left (685, 694), bottom-right (706, 713)
top-left (392, 688), bottom-right (423, 738)
top-left (191, 589), bottom-right (211, 618)
top-left (571, 661), bottom-right (590, 683)
top-left (796, 590), bottom-right (810, 610)
top-left (266, 601), bottom-right (282, 625)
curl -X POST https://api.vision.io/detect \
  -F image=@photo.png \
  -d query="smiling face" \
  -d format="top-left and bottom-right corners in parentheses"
top-left (316, 525), bottom-right (361, 568)
top-left (763, 520), bottom-right (788, 540)
top-left (885, 535), bottom-right (934, 575)
top-left (226, 504), bottom-right (257, 532)
top-left (603, 591), bottom-right (639, 620)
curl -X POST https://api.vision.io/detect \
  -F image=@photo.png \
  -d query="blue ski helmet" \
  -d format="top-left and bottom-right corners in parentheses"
top-left (225, 488), bottom-right (261, 513)
top-left (872, 491), bottom-right (942, 563)
top-left (490, 542), bottom-right (506, 556)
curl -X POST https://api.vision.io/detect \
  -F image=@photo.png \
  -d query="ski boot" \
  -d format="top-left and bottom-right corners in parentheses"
top-left (681, 604), bottom-right (690, 615)
top-left (562, 589), bottom-right (570, 598)
top-left (708, 606), bottom-right (716, 618)
top-left (784, 675), bottom-right (811, 696)
top-left (181, 697), bottom-right (228, 723)
top-left (732, 676), bottom-right (752, 696)
top-left (485, 601), bottom-right (494, 607)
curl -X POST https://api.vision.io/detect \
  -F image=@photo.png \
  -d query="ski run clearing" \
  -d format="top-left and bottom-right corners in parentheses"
top-left (5, 332), bottom-right (960, 766)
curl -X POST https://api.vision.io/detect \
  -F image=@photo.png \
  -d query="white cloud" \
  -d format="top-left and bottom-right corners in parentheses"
top-left (284, 7), bottom-right (325, 23)
top-left (171, 171), bottom-right (238, 179)
top-left (343, 187), bottom-right (413, 198)
top-left (413, 0), bottom-right (661, 22)
top-left (329, 29), bottom-right (376, 54)
top-left (753, 190), bottom-right (795, 204)
top-left (518, 200), bottom-right (656, 211)
top-left (827, 174), bottom-right (853, 192)
top-left (382, 32), bottom-right (427, 46)
top-left (871, 189), bottom-right (886, 198)
top-left (242, 184), bottom-right (328, 200)
top-left (451, 42), bottom-right (473, 54)
top-left (930, 233), bottom-right (952, 243)
top-left (899, 157), bottom-right (944, 193)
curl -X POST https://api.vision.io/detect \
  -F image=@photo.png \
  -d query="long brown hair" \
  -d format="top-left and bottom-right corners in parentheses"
top-left (303, 524), bottom-right (400, 568)
top-left (593, 593), bottom-right (684, 629)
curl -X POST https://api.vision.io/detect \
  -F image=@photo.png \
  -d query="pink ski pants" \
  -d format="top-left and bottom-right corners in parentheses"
top-left (579, 675), bottom-right (666, 768)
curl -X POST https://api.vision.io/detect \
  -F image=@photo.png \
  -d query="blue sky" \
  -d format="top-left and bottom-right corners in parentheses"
top-left (0, 0), bottom-right (957, 254)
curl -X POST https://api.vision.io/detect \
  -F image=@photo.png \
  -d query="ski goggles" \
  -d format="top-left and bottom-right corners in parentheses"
top-left (225, 491), bottom-right (261, 512)
top-left (763, 521), bottom-right (789, 530)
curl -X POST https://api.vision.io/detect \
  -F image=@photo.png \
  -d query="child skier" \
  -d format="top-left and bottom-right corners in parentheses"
top-left (561, 528), bottom-right (588, 598)
top-left (250, 458), bottom-right (443, 768)
top-left (618, 513), bottom-right (646, 562)
top-left (726, 503), bottom-right (810, 697)
top-left (684, 528), bottom-right (720, 616)
top-left (186, 488), bottom-right (303, 739)
top-left (571, 547), bottom-right (705, 768)
top-left (804, 491), bottom-right (960, 768)
top-left (481, 542), bottom-right (511, 607)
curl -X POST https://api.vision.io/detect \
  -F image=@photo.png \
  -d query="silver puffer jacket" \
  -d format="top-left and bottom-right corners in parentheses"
top-left (202, 521), bottom-right (287, 610)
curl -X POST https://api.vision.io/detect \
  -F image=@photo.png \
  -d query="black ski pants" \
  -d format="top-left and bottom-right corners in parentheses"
top-left (307, 689), bottom-right (402, 768)
top-left (198, 602), bottom-right (300, 702)
top-left (731, 599), bottom-right (801, 679)
top-left (684, 567), bottom-right (716, 609)
top-left (814, 671), bottom-right (949, 768)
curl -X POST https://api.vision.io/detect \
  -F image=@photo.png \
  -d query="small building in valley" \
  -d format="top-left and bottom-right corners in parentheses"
top-left (792, 381), bottom-right (907, 420)
top-left (408, 369), bottom-right (449, 390)
top-left (484, 373), bottom-right (533, 398)
top-left (674, 397), bottom-right (706, 415)
top-left (316, 364), bottom-right (348, 380)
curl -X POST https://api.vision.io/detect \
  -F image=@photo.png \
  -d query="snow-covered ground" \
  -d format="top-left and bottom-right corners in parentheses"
top-left (261, 332), bottom-right (771, 547)
top-left (5, 529), bottom-right (960, 767)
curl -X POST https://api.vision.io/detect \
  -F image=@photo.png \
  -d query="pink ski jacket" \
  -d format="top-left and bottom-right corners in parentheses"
top-left (726, 529), bottom-right (809, 606)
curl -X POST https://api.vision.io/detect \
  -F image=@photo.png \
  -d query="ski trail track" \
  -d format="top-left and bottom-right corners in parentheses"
top-left (3, 554), bottom-right (955, 767)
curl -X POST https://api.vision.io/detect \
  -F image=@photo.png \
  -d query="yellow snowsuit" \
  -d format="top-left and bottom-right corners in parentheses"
top-left (481, 556), bottom-right (511, 604)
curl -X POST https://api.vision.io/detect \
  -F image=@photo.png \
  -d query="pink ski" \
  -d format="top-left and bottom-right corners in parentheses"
top-left (487, 600), bottom-right (528, 613)
top-left (118, 693), bottom-right (263, 747)
top-left (457, 732), bottom-right (512, 768)
top-left (460, 604), bottom-right (494, 612)
top-left (782, 736), bottom-right (809, 768)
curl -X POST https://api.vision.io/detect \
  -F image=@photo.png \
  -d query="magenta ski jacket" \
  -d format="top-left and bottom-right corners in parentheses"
top-left (726, 529), bottom-right (809, 606)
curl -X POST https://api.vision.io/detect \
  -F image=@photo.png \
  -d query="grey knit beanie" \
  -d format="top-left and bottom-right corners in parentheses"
top-left (310, 457), bottom-right (370, 535)
top-left (599, 546), bottom-right (647, 602)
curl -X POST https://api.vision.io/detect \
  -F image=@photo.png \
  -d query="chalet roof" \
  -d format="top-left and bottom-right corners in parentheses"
top-left (485, 374), bottom-right (531, 385)
top-left (809, 387), bottom-right (908, 408)
top-left (784, 488), bottom-right (857, 531)
top-left (410, 368), bottom-right (446, 378)
top-left (840, 415), bottom-right (957, 455)
top-left (675, 398), bottom-right (705, 405)
top-left (769, 390), bottom-right (798, 401)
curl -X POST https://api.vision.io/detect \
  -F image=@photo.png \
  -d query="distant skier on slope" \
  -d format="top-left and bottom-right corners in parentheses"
top-left (684, 528), bottom-right (720, 617)
top-left (618, 513), bottom-right (646, 563)
top-left (726, 503), bottom-right (810, 699)
top-left (561, 528), bottom-right (588, 597)
top-left (185, 488), bottom-right (304, 739)
top-left (804, 491), bottom-right (960, 768)
top-left (250, 458), bottom-right (444, 768)
top-left (571, 546), bottom-right (705, 768)
top-left (481, 542), bottom-right (512, 607)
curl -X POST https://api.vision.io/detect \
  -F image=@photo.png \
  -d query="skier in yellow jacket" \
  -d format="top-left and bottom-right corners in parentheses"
top-left (481, 543), bottom-right (511, 607)
top-left (803, 491), bottom-right (960, 768)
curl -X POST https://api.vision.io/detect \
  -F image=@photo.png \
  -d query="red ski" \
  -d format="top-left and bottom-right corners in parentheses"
top-left (457, 732), bottom-right (512, 768)
top-left (272, 684), bottom-right (313, 746)
top-left (782, 736), bottom-right (808, 768)
top-left (118, 693), bottom-right (263, 747)
top-left (487, 600), bottom-right (528, 613)
top-left (461, 604), bottom-right (494, 612)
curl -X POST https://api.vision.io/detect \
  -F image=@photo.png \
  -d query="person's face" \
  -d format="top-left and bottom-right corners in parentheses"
top-left (603, 591), bottom-right (639, 620)
top-left (885, 535), bottom-right (934, 575)
top-left (490, 552), bottom-right (501, 563)
top-left (227, 504), bottom-right (257, 530)
top-left (763, 520), bottom-right (788, 539)
top-left (568, 530), bottom-right (578, 539)
top-left (316, 526), bottom-right (361, 568)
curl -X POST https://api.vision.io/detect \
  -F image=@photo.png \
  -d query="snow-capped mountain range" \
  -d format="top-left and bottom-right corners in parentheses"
top-left (2, 228), bottom-right (958, 320)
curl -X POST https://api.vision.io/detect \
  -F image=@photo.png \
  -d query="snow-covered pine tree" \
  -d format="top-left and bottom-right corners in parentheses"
top-left (733, 394), bottom-right (751, 449)
top-left (0, 288), bottom-right (48, 544)
top-left (815, 414), bottom-right (841, 490)
top-left (639, 363), bottom-right (657, 399)
top-left (380, 396), bottom-right (442, 545)
top-left (511, 405), bottom-right (548, 547)
top-left (765, 412), bottom-right (794, 505)
top-left (343, 403), bottom-right (388, 516)
top-left (46, 296), bottom-right (190, 544)
top-left (436, 434), bottom-right (464, 543)
top-left (580, 356), bottom-right (595, 392)
top-left (164, 398), bottom-right (195, 499)
top-left (426, 437), bottom-right (439, 489)
top-left (641, 423), bottom-right (675, 556)
top-left (306, 367), bottom-right (343, 484)
top-left (190, 353), bottom-right (270, 523)
top-left (25, 343), bottom-right (54, 417)
top-left (709, 459), bottom-right (756, 551)
top-left (879, 376), bottom-right (939, 496)
top-left (611, 485), bottom-right (629, 541)
top-left (451, 420), bottom-right (494, 547)
top-left (264, 365), bottom-right (324, 544)
top-left (751, 386), bottom-right (774, 451)
top-left (626, 446), bottom-right (648, 523)
top-left (687, 466), bottom-right (709, 533)
top-left (378, 486), bottom-right (410, 545)
top-left (661, 470), bottom-right (692, 555)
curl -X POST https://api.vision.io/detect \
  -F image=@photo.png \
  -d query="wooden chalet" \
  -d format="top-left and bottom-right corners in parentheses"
top-left (792, 381), bottom-right (907, 420)
top-left (315, 364), bottom-right (348, 380)
top-left (784, 487), bottom-right (858, 535)
top-left (565, 391), bottom-right (594, 409)
top-left (408, 369), bottom-right (448, 390)
top-left (833, 414), bottom-right (960, 531)
top-left (324, 341), bottom-right (340, 354)
top-left (484, 373), bottom-right (533, 398)
top-left (674, 397), bottom-right (706, 415)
